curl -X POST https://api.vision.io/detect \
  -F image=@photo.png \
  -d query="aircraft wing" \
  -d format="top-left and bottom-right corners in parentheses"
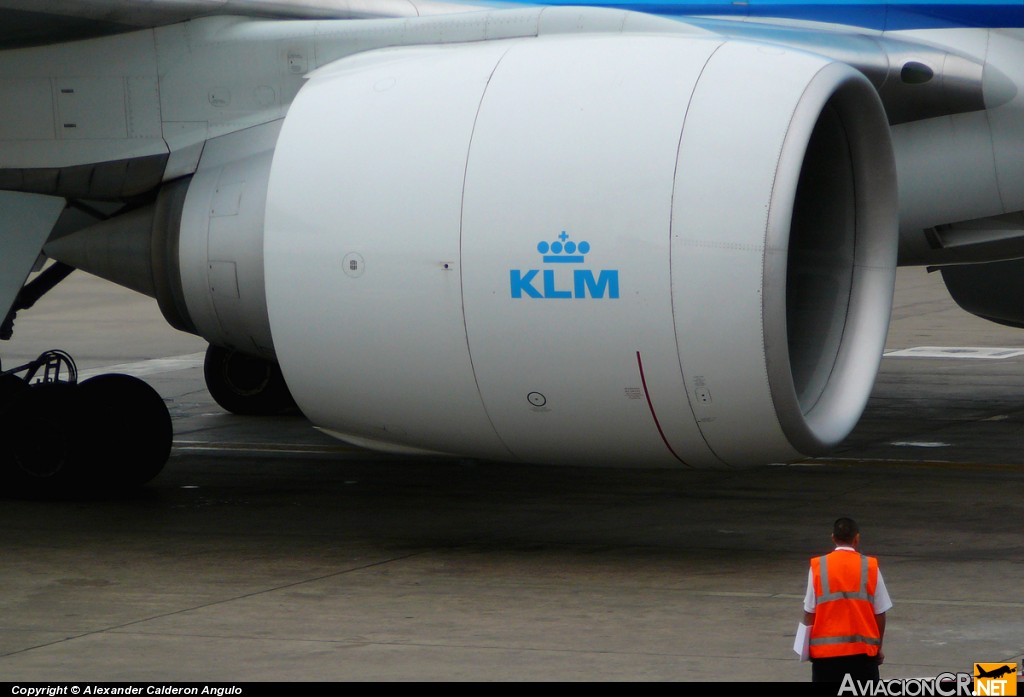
top-left (2, 0), bottom-right (1024, 489)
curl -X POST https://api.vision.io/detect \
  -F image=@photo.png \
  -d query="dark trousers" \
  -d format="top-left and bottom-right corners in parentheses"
top-left (812, 654), bottom-right (881, 683)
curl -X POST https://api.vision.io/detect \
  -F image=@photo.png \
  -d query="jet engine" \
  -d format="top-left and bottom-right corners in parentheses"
top-left (261, 35), bottom-right (899, 467)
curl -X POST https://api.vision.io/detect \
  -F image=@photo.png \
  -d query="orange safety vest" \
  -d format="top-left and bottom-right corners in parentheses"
top-left (809, 550), bottom-right (882, 659)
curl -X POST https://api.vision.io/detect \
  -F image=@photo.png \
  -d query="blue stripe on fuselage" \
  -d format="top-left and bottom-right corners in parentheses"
top-left (512, 0), bottom-right (1024, 29)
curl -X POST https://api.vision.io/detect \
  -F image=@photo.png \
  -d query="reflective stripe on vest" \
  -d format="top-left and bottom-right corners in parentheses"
top-left (811, 635), bottom-right (882, 647)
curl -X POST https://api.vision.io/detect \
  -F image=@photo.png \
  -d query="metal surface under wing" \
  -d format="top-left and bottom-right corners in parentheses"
top-left (0, 0), bottom-right (471, 49)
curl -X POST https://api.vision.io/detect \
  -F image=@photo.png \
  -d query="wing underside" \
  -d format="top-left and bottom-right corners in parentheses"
top-left (0, 0), bottom-right (472, 49)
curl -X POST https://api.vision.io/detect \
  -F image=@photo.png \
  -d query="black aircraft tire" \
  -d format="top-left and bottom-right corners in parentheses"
top-left (204, 344), bottom-right (299, 416)
top-left (6, 382), bottom-right (82, 492)
top-left (0, 373), bottom-right (28, 413)
top-left (77, 373), bottom-right (172, 488)
top-left (0, 374), bottom-right (29, 471)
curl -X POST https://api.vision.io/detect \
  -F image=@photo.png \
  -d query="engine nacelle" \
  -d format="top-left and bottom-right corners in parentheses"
top-left (45, 122), bottom-right (280, 359)
top-left (264, 35), bottom-right (898, 467)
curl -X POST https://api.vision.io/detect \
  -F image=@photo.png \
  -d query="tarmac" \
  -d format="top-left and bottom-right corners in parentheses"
top-left (0, 267), bottom-right (1022, 681)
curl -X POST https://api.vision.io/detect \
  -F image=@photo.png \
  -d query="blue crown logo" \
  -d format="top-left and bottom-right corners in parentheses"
top-left (537, 231), bottom-right (590, 264)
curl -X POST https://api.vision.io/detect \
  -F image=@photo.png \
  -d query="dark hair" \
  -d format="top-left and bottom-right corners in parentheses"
top-left (833, 517), bottom-right (859, 543)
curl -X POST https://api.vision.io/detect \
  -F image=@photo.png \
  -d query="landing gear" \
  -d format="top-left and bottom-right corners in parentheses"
top-left (203, 344), bottom-right (298, 416)
top-left (0, 351), bottom-right (171, 495)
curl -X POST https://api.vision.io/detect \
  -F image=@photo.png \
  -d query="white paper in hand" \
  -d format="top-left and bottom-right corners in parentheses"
top-left (794, 623), bottom-right (811, 661)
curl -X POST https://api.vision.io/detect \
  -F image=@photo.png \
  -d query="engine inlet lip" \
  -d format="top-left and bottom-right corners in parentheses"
top-left (762, 65), bottom-right (898, 455)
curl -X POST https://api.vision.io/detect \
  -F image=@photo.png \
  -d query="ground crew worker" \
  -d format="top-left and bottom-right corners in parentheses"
top-left (802, 517), bottom-right (893, 682)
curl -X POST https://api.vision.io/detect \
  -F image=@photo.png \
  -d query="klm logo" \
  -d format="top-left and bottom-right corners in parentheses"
top-left (510, 232), bottom-right (620, 299)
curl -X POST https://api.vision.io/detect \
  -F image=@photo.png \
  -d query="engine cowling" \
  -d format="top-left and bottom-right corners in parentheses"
top-left (263, 34), bottom-right (898, 467)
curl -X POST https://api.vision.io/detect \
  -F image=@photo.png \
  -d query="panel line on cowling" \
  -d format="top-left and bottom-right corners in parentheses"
top-left (456, 44), bottom-right (520, 462)
top-left (666, 40), bottom-right (729, 468)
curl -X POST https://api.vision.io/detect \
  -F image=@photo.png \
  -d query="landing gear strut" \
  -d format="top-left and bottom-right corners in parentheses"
top-left (0, 350), bottom-right (171, 495)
